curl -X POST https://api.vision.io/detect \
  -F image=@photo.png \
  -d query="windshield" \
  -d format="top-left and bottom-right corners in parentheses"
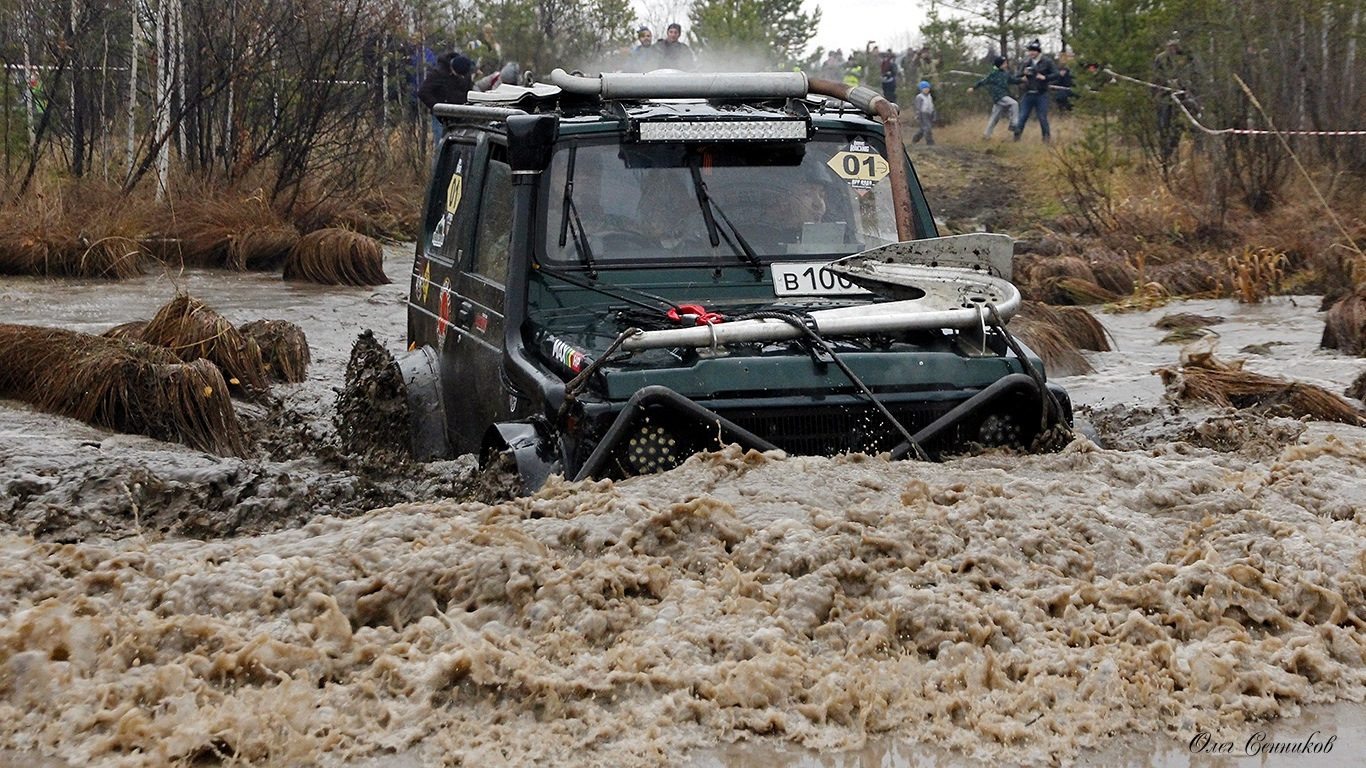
top-left (542, 135), bottom-right (900, 267)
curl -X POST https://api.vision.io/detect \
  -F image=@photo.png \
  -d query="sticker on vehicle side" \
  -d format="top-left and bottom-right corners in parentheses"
top-left (827, 138), bottom-right (890, 194)
top-left (771, 262), bottom-right (871, 296)
top-left (446, 157), bottom-right (464, 213)
top-left (551, 338), bottom-right (585, 372)
top-left (437, 279), bottom-right (452, 348)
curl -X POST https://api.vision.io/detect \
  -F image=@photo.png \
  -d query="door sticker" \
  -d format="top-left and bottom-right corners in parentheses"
top-left (437, 278), bottom-right (452, 349)
top-left (827, 138), bottom-right (890, 195)
top-left (432, 212), bottom-right (450, 248)
top-left (420, 260), bottom-right (431, 302)
top-left (446, 157), bottom-right (465, 213)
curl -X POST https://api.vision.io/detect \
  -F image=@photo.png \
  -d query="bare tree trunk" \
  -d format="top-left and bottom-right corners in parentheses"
top-left (1349, 4), bottom-right (1360, 114)
top-left (126, 0), bottom-right (139, 177)
top-left (155, 0), bottom-right (170, 199)
top-left (101, 20), bottom-right (110, 180)
top-left (23, 26), bottom-right (34, 148)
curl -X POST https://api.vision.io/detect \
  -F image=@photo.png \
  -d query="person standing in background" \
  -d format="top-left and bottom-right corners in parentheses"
top-left (879, 51), bottom-right (899, 103)
top-left (1012, 40), bottom-right (1056, 142)
top-left (418, 53), bottom-right (475, 148)
top-left (910, 81), bottom-right (935, 146)
top-left (627, 27), bottom-right (659, 72)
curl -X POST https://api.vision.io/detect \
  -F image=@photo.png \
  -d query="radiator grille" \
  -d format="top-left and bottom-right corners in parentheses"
top-left (720, 401), bottom-right (962, 456)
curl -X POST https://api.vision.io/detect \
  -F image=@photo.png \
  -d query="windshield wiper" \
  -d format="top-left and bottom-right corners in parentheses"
top-left (688, 160), bottom-right (763, 275)
top-left (557, 143), bottom-right (596, 277)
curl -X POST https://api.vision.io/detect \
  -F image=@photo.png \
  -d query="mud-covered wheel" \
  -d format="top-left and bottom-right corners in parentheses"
top-left (472, 449), bottom-right (522, 504)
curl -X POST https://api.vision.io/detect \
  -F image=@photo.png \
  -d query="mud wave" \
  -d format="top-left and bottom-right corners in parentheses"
top-left (3, 435), bottom-right (1366, 766)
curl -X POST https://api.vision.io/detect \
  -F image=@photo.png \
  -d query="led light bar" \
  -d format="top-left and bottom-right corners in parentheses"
top-left (636, 119), bottom-right (809, 142)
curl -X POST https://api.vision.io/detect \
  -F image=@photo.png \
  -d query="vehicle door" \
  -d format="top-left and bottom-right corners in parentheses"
top-left (409, 136), bottom-right (477, 349)
top-left (446, 138), bottom-right (521, 455)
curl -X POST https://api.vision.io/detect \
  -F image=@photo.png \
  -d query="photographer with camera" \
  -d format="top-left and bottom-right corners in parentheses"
top-left (1012, 40), bottom-right (1057, 142)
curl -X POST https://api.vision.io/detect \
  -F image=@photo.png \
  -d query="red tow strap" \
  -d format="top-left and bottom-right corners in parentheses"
top-left (667, 304), bottom-right (724, 326)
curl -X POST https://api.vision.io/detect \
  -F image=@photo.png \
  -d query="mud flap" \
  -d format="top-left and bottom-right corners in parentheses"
top-left (484, 421), bottom-right (561, 493)
top-left (395, 346), bottom-right (448, 461)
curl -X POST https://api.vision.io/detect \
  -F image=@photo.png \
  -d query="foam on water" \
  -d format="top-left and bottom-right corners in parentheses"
top-left (3, 433), bottom-right (1366, 766)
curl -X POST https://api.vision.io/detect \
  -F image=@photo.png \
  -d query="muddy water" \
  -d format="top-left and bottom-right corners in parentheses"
top-left (3, 268), bottom-right (1366, 768)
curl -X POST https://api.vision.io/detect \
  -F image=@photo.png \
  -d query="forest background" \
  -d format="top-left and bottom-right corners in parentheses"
top-left (0, 0), bottom-right (1361, 284)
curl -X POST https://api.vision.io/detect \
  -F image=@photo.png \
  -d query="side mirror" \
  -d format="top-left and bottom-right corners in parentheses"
top-left (507, 114), bottom-right (560, 173)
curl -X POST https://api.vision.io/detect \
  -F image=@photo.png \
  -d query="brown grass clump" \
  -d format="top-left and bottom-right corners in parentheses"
top-left (1010, 301), bottom-right (1112, 377)
top-left (1321, 285), bottom-right (1366, 355)
top-left (102, 321), bottom-right (148, 341)
top-left (283, 228), bottom-right (389, 286)
top-left (1157, 338), bottom-right (1366, 425)
top-left (1158, 365), bottom-right (1366, 425)
top-left (0, 185), bottom-right (149, 278)
top-left (288, 180), bottom-right (421, 241)
top-left (1155, 313), bottom-right (1224, 330)
top-left (0, 324), bottom-right (248, 455)
top-left (147, 191), bottom-right (300, 271)
top-left (1147, 258), bottom-right (1227, 297)
top-left (140, 295), bottom-right (270, 394)
top-left (240, 320), bottom-right (311, 383)
top-left (1082, 247), bottom-right (1139, 297)
top-left (1226, 246), bottom-right (1286, 304)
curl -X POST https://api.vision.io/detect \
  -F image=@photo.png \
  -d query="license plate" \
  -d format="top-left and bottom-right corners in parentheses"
top-left (770, 262), bottom-right (871, 296)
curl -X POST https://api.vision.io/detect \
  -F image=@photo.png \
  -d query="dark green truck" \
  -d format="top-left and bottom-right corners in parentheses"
top-left (404, 69), bottom-right (1071, 490)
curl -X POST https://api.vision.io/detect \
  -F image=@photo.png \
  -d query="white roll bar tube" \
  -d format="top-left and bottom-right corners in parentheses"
top-left (549, 68), bottom-right (809, 100)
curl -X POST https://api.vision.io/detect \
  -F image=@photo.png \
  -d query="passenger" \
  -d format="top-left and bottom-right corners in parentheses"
top-left (656, 23), bottom-right (694, 70)
top-left (418, 53), bottom-right (475, 147)
top-left (626, 27), bottom-right (659, 73)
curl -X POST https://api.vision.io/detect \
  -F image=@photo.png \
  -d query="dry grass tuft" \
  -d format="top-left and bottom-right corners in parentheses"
top-left (240, 320), bottom-right (311, 383)
top-left (284, 228), bottom-right (389, 286)
top-left (1226, 246), bottom-right (1286, 304)
top-left (102, 321), bottom-right (148, 341)
top-left (1158, 337), bottom-right (1365, 425)
top-left (0, 324), bottom-right (248, 455)
top-left (148, 191), bottom-right (299, 271)
top-left (0, 186), bottom-right (150, 278)
top-left (1010, 301), bottom-right (1111, 377)
top-left (1155, 313), bottom-right (1225, 330)
top-left (1321, 285), bottom-right (1366, 355)
top-left (140, 295), bottom-right (270, 394)
top-left (1158, 364), bottom-right (1365, 425)
top-left (1147, 258), bottom-right (1228, 297)
top-left (1082, 247), bottom-right (1139, 297)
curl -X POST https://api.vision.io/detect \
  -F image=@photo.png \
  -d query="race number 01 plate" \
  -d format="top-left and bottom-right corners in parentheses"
top-left (771, 262), bottom-right (872, 296)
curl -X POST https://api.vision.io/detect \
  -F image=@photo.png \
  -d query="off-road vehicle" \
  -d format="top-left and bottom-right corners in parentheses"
top-left (403, 69), bottom-right (1071, 490)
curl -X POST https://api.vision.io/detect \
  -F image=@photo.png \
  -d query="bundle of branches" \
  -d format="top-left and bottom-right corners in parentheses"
top-left (1321, 284), bottom-right (1366, 355)
top-left (147, 194), bottom-right (299, 271)
top-left (140, 295), bottom-right (270, 395)
top-left (0, 325), bottom-right (248, 456)
top-left (240, 320), bottom-right (311, 383)
top-left (283, 228), bottom-right (389, 286)
top-left (0, 189), bottom-right (147, 279)
top-left (1157, 341), bottom-right (1365, 425)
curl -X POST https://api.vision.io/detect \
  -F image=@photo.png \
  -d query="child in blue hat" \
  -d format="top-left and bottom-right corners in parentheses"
top-left (912, 81), bottom-right (935, 145)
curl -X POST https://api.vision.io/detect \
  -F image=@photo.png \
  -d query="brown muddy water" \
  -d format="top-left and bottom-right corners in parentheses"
top-left (3, 255), bottom-right (1366, 768)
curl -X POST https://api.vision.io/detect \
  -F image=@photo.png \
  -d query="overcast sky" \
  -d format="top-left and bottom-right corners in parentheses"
top-left (801, 0), bottom-right (927, 55)
top-left (631, 0), bottom-right (928, 58)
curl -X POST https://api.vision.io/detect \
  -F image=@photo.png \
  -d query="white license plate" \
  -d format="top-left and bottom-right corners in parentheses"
top-left (770, 262), bottom-right (871, 296)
